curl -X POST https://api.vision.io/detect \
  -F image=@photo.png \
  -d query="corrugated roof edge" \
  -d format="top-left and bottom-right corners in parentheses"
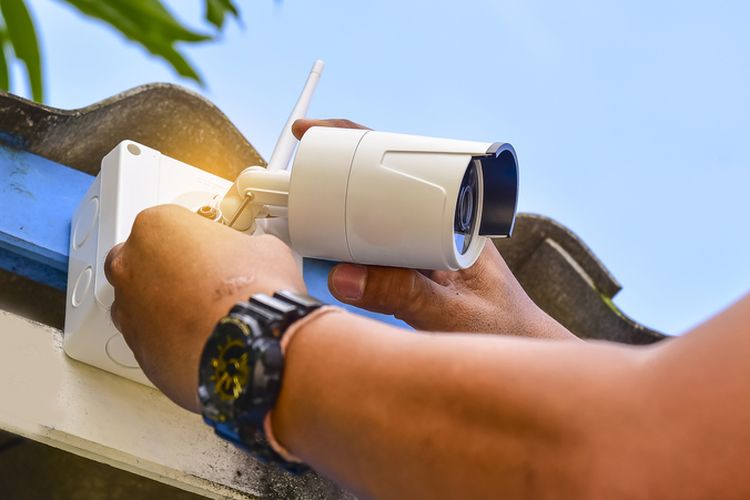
top-left (496, 214), bottom-right (665, 343)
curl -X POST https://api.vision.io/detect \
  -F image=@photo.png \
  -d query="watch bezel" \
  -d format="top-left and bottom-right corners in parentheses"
top-left (198, 313), bottom-right (260, 422)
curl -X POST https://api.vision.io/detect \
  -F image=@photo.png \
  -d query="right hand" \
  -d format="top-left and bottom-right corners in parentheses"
top-left (105, 205), bottom-right (306, 411)
top-left (293, 118), bottom-right (575, 340)
top-left (328, 242), bottom-right (575, 339)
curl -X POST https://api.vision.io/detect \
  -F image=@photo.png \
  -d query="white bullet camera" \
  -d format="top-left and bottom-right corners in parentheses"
top-left (220, 61), bottom-right (519, 271)
top-left (287, 127), bottom-right (517, 270)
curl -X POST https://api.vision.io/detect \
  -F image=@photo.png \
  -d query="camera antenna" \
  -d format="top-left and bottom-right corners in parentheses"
top-left (266, 59), bottom-right (324, 172)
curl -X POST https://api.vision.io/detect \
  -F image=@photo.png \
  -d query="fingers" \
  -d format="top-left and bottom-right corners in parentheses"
top-left (104, 243), bottom-right (126, 333)
top-left (109, 299), bottom-right (120, 330)
top-left (104, 242), bottom-right (125, 287)
top-left (328, 263), bottom-right (442, 321)
top-left (292, 118), bottom-right (369, 140)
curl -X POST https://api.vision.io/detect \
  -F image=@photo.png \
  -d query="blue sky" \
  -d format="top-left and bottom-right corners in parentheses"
top-left (12, 0), bottom-right (749, 334)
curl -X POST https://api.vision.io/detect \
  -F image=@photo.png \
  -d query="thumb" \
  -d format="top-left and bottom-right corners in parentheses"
top-left (328, 263), bottom-right (441, 321)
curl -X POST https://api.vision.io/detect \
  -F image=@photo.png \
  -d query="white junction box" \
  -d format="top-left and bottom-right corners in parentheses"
top-left (64, 141), bottom-right (232, 385)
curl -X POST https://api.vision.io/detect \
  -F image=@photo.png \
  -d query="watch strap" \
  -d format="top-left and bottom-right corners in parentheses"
top-left (200, 290), bottom-right (324, 472)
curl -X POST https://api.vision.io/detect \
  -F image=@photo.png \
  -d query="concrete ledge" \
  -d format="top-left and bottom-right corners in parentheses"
top-left (0, 310), bottom-right (350, 499)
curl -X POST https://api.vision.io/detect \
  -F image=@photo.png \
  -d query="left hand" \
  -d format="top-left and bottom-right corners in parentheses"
top-left (104, 205), bottom-right (305, 412)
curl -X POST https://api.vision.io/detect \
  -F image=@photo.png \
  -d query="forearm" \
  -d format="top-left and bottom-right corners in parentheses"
top-left (629, 293), bottom-right (750, 499)
top-left (272, 311), bottom-right (648, 499)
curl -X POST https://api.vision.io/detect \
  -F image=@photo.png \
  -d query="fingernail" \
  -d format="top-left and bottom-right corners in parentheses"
top-left (331, 264), bottom-right (367, 300)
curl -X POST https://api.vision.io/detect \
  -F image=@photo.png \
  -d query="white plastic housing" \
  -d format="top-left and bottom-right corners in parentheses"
top-left (64, 141), bottom-right (233, 386)
top-left (288, 128), bottom-right (513, 270)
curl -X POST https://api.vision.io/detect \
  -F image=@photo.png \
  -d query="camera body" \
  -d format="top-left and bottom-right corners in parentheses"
top-left (288, 127), bottom-right (518, 270)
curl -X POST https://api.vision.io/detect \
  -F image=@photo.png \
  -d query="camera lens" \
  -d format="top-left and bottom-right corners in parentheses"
top-left (454, 160), bottom-right (479, 255)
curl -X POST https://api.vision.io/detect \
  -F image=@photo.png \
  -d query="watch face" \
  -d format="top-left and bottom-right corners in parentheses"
top-left (199, 316), bottom-right (255, 420)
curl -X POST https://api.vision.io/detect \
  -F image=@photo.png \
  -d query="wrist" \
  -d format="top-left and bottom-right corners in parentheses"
top-left (269, 309), bottom-right (353, 463)
top-left (264, 306), bottom-right (343, 462)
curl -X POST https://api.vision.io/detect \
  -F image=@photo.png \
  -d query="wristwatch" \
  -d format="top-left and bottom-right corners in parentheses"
top-left (198, 290), bottom-right (323, 471)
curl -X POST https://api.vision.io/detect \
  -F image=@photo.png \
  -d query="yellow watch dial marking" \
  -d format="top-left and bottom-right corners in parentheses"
top-left (210, 335), bottom-right (250, 401)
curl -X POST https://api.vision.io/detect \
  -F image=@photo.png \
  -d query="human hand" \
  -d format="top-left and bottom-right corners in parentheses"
top-left (293, 118), bottom-right (575, 340)
top-left (328, 242), bottom-right (574, 339)
top-left (105, 205), bottom-right (305, 412)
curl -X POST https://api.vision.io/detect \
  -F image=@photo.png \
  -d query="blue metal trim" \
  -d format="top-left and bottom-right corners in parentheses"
top-left (0, 245), bottom-right (67, 289)
top-left (0, 144), bottom-right (93, 290)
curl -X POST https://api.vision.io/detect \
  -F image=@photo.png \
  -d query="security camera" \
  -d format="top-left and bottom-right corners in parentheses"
top-left (220, 61), bottom-right (519, 271)
top-left (286, 127), bottom-right (517, 270)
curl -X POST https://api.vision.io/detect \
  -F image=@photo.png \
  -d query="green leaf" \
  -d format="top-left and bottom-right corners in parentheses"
top-left (0, 28), bottom-right (10, 91)
top-left (205, 0), bottom-right (239, 29)
top-left (60, 0), bottom-right (214, 84)
top-left (0, 0), bottom-right (42, 101)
